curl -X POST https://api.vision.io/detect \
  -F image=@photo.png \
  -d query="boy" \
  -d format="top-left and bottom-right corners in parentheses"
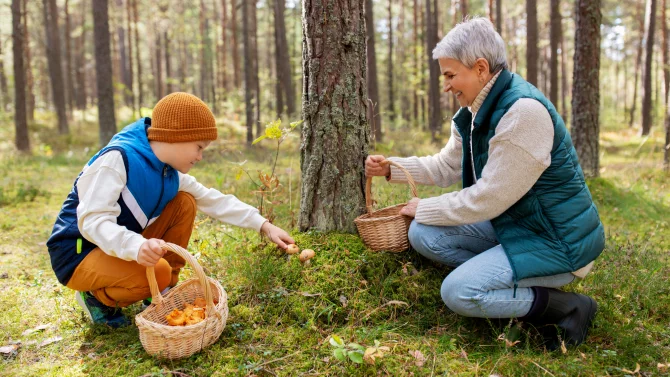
top-left (47, 92), bottom-right (294, 327)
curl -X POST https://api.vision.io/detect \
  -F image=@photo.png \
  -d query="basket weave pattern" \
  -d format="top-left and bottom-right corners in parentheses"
top-left (354, 160), bottom-right (418, 252)
top-left (135, 243), bottom-right (228, 359)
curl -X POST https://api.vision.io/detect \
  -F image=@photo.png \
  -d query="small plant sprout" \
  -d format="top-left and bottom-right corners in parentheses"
top-left (328, 335), bottom-right (365, 364)
top-left (363, 340), bottom-right (390, 364)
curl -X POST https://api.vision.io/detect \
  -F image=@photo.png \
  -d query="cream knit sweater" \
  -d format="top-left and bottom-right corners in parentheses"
top-left (388, 72), bottom-right (593, 278)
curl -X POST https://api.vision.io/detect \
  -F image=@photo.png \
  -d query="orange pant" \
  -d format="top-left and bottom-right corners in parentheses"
top-left (66, 192), bottom-right (196, 307)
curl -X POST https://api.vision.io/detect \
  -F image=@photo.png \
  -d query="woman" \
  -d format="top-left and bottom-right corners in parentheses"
top-left (365, 18), bottom-right (604, 349)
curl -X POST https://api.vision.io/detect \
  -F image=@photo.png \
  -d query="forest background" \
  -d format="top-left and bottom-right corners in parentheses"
top-left (0, 0), bottom-right (668, 376)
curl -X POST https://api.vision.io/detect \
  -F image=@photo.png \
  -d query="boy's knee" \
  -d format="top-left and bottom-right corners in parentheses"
top-left (154, 258), bottom-right (172, 292)
top-left (173, 192), bottom-right (196, 215)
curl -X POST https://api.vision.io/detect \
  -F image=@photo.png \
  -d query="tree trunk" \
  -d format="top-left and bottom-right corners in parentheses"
top-left (460, 0), bottom-right (468, 17)
top-left (251, 2), bottom-right (261, 137)
top-left (387, 0), bottom-right (394, 122)
top-left (365, 0), bottom-right (382, 141)
top-left (549, 0), bottom-right (560, 104)
top-left (660, 0), bottom-right (668, 106)
top-left (132, 0), bottom-right (143, 115)
top-left (526, 0), bottom-right (538, 86)
top-left (64, 0), bottom-right (75, 115)
top-left (12, 0), bottom-right (30, 152)
top-left (571, 0), bottom-right (600, 177)
top-left (273, 0), bottom-right (285, 117)
top-left (560, 26), bottom-right (569, 122)
top-left (300, 0), bottom-right (369, 233)
top-left (488, 0), bottom-right (494, 24)
top-left (164, 31), bottom-right (173, 94)
top-left (115, 0), bottom-right (130, 106)
top-left (242, 0), bottom-right (253, 145)
top-left (664, 100), bottom-right (670, 171)
top-left (220, 0), bottom-right (228, 94)
top-left (640, 0), bottom-right (657, 136)
top-left (496, 0), bottom-right (502, 34)
top-left (43, 0), bottom-right (69, 134)
top-left (93, 0), bottom-right (117, 146)
top-left (231, 0), bottom-right (241, 89)
top-left (126, 0), bottom-right (135, 115)
top-left (426, 0), bottom-right (441, 140)
top-left (629, 0), bottom-right (646, 128)
top-left (0, 38), bottom-right (9, 112)
top-left (23, 0), bottom-right (35, 122)
top-left (155, 31), bottom-right (164, 100)
top-left (274, 0), bottom-right (295, 117)
top-left (75, 0), bottom-right (87, 110)
top-left (199, 0), bottom-right (206, 101)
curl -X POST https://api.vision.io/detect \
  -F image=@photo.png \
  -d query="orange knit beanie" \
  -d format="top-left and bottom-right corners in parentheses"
top-left (147, 92), bottom-right (218, 143)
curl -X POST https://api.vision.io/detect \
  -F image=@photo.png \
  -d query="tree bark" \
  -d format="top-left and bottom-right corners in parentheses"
top-left (242, 0), bottom-right (253, 145)
top-left (525, 0), bottom-right (538, 86)
top-left (231, 0), bottom-right (241, 89)
top-left (220, 0), bottom-right (228, 94)
top-left (560, 25), bottom-right (569, 123)
top-left (75, 0), bottom-right (88, 110)
top-left (155, 30), bottom-right (164, 100)
top-left (274, 0), bottom-right (295, 116)
top-left (126, 0), bottom-right (135, 115)
top-left (132, 0), bottom-right (143, 115)
top-left (664, 99), bottom-right (670, 171)
top-left (251, 2), bottom-right (260, 137)
top-left (299, 0), bottom-right (369, 233)
top-left (640, 0), bottom-right (657, 136)
top-left (549, 0), bottom-right (560, 104)
top-left (660, 0), bottom-right (668, 106)
top-left (23, 0), bottom-right (35, 122)
top-left (43, 0), bottom-right (69, 134)
top-left (12, 0), bottom-right (30, 152)
top-left (426, 0), bottom-right (441, 140)
top-left (93, 0), bottom-right (117, 146)
top-left (115, 0), bottom-right (130, 106)
top-left (571, 0), bottom-right (601, 177)
top-left (387, 0), bottom-right (394, 122)
top-left (0, 38), bottom-right (9, 112)
top-left (628, 0), bottom-right (646, 128)
top-left (496, 0), bottom-right (502, 34)
top-left (365, 0), bottom-right (382, 141)
top-left (64, 0), bottom-right (75, 115)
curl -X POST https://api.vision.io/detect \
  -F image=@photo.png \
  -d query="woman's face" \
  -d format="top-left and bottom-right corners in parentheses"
top-left (438, 58), bottom-right (490, 108)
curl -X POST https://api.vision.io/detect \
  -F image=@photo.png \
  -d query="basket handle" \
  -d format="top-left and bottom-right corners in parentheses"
top-left (146, 242), bottom-right (216, 316)
top-left (365, 160), bottom-right (418, 214)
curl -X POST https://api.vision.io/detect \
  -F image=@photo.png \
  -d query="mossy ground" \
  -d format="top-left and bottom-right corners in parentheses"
top-left (0, 108), bottom-right (668, 376)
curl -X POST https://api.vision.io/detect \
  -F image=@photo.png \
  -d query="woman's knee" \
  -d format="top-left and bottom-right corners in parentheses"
top-left (440, 273), bottom-right (481, 317)
top-left (408, 221), bottom-right (431, 254)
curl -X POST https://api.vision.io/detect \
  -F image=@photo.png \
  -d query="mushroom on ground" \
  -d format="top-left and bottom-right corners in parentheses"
top-left (299, 249), bottom-right (315, 264)
top-left (286, 244), bottom-right (300, 255)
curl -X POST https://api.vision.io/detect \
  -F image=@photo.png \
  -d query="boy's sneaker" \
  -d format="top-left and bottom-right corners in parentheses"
top-left (75, 291), bottom-right (130, 328)
top-left (141, 286), bottom-right (172, 310)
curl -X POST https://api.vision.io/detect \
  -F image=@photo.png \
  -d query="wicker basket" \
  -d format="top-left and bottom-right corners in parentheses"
top-left (354, 160), bottom-right (418, 252)
top-left (135, 243), bottom-right (228, 359)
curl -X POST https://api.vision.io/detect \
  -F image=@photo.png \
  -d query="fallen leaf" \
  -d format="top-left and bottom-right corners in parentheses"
top-left (298, 291), bottom-right (321, 297)
top-left (409, 350), bottom-right (426, 367)
top-left (339, 295), bottom-right (348, 308)
top-left (0, 344), bottom-right (19, 354)
top-left (386, 300), bottom-right (409, 307)
top-left (622, 363), bottom-right (641, 374)
top-left (657, 362), bottom-right (669, 370)
top-left (38, 336), bottom-right (62, 348)
top-left (579, 351), bottom-right (587, 360)
top-left (22, 324), bottom-right (51, 336)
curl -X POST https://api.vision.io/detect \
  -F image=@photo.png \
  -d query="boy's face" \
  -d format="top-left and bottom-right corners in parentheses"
top-left (164, 140), bottom-right (211, 173)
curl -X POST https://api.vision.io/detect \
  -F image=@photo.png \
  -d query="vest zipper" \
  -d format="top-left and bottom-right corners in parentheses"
top-left (146, 165), bottom-right (167, 227)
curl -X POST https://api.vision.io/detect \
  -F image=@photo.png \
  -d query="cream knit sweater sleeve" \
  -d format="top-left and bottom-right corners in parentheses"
top-left (414, 98), bottom-right (554, 226)
top-left (386, 122), bottom-right (463, 187)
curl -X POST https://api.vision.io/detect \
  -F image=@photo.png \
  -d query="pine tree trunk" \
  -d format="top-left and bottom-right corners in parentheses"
top-left (64, 0), bottom-right (75, 115)
top-left (664, 101), bottom-right (669, 171)
top-left (412, 0), bottom-right (418, 124)
top-left (387, 0), bottom-right (394, 122)
top-left (496, 0), bottom-right (502, 34)
top-left (12, 0), bottom-right (30, 152)
top-left (426, 0), bottom-right (441, 140)
top-left (560, 28), bottom-right (569, 122)
top-left (199, 0), bottom-right (206, 101)
top-left (526, 0), bottom-right (538, 86)
top-left (571, 0), bottom-right (601, 177)
top-left (231, 0), bottom-right (241, 89)
top-left (549, 0), bottom-right (560, 104)
top-left (126, 0), bottom-right (135, 115)
top-left (299, 0), bottom-right (369, 233)
top-left (274, 0), bottom-right (295, 116)
top-left (460, 0), bottom-right (468, 17)
top-left (93, 0), bottom-right (117, 146)
top-left (242, 0), bottom-right (253, 145)
top-left (662, 0), bottom-right (669, 106)
top-left (0, 38), bottom-right (9, 111)
top-left (365, 0), bottom-right (382, 141)
top-left (23, 0), bottom-right (34, 122)
top-left (43, 0), bottom-right (69, 134)
top-left (132, 0), bottom-right (143, 115)
top-left (164, 31), bottom-right (172, 94)
top-left (251, 2), bottom-right (261, 137)
top-left (75, 0), bottom-right (87, 110)
top-left (115, 0), bottom-right (129, 106)
top-left (640, 0), bottom-right (657, 135)
top-left (156, 31), bottom-right (164, 100)
top-left (220, 0), bottom-right (228, 94)
top-left (629, 0), bottom-right (646, 128)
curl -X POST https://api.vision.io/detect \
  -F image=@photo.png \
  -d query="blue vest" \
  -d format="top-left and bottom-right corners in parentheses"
top-left (452, 70), bottom-right (605, 282)
top-left (46, 118), bottom-right (180, 285)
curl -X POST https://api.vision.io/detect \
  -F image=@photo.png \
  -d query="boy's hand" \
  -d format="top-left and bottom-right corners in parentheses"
top-left (137, 238), bottom-right (166, 267)
top-left (260, 221), bottom-right (295, 250)
top-left (365, 155), bottom-right (390, 177)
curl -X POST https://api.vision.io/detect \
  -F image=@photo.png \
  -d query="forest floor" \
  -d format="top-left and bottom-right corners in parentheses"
top-left (0, 108), bottom-right (668, 376)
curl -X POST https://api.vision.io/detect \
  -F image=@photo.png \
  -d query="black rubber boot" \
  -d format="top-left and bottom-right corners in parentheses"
top-left (520, 287), bottom-right (597, 350)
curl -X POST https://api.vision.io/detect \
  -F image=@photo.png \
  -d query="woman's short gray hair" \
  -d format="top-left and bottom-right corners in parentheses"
top-left (432, 17), bottom-right (508, 73)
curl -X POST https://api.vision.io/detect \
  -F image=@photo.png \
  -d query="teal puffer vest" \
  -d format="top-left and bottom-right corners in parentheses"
top-left (452, 69), bottom-right (605, 282)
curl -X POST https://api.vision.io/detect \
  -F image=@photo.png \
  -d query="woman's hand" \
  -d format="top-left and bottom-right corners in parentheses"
top-left (137, 238), bottom-right (166, 267)
top-left (261, 221), bottom-right (296, 250)
top-left (399, 197), bottom-right (420, 218)
top-left (365, 155), bottom-right (390, 177)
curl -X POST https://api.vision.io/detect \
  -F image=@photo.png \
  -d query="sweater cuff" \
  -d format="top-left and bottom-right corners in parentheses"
top-left (125, 234), bottom-right (146, 262)
top-left (414, 196), bottom-right (450, 226)
top-left (387, 157), bottom-right (419, 183)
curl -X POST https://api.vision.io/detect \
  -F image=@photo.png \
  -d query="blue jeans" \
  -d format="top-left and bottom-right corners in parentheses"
top-left (408, 220), bottom-right (575, 318)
